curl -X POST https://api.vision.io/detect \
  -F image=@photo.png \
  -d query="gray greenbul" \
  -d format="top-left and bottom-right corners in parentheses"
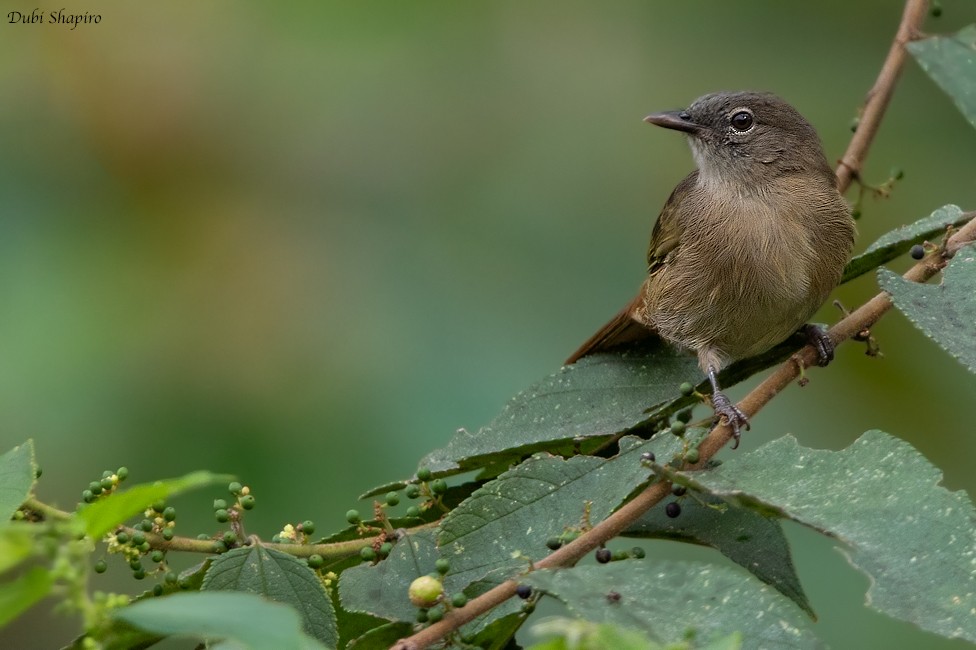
top-left (567, 91), bottom-right (856, 445)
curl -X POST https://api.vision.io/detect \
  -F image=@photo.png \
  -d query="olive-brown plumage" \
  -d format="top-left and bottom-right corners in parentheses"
top-left (567, 91), bottom-right (855, 441)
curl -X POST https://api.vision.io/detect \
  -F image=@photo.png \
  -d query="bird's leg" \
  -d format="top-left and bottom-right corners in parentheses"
top-left (707, 365), bottom-right (749, 449)
top-left (801, 324), bottom-right (834, 367)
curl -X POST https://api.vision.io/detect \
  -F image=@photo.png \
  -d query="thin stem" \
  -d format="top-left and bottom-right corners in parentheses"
top-left (836, 0), bottom-right (929, 193)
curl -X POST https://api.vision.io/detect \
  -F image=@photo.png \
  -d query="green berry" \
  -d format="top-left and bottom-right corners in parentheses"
top-left (379, 542), bottom-right (394, 557)
top-left (132, 531), bottom-right (146, 546)
top-left (116, 467), bottom-right (129, 480)
top-left (100, 477), bottom-right (115, 491)
top-left (178, 577), bottom-right (192, 589)
top-left (430, 479), bottom-right (447, 495)
top-left (850, 117), bottom-right (859, 132)
top-left (852, 208), bottom-right (862, 220)
top-left (451, 593), bottom-right (468, 608)
top-left (228, 482), bottom-right (243, 496)
top-left (301, 520), bottom-right (315, 535)
top-left (416, 608), bottom-right (429, 623)
top-left (595, 548), bottom-right (612, 564)
top-left (132, 569), bottom-right (146, 580)
top-left (213, 499), bottom-right (228, 511)
top-left (308, 554), bottom-right (324, 569)
top-left (223, 531), bottom-right (237, 545)
top-left (115, 531), bottom-right (130, 544)
top-left (385, 491), bottom-right (400, 507)
top-left (215, 509), bottom-right (229, 523)
top-left (239, 495), bottom-right (256, 510)
top-left (152, 500), bottom-right (167, 513)
top-left (102, 470), bottom-right (114, 479)
top-left (138, 542), bottom-right (150, 553)
top-left (665, 501), bottom-right (682, 518)
top-left (150, 550), bottom-right (164, 563)
top-left (435, 559), bottom-right (450, 575)
top-left (679, 382), bottom-right (694, 397)
top-left (405, 484), bottom-right (421, 499)
top-left (426, 606), bottom-right (444, 623)
top-left (213, 541), bottom-right (228, 553)
top-left (94, 560), bottom-right (108, 574)
top-left (676, 409), bottom-right (693, 423)
top-left (163, 507), bottom-right (176, 522)
top-left (162, 529), bottom-right (174, 541)
top-left (670, 420), bottom-right (686, 436)
top-left (140, 519), bottom-right (154, 532)
top-left (631, 546), bottom-right (645, 559)
top-left (152, 584), bottom-right (164, 597)
top-left (360, 547), bottom-right (376, 562)
top-left (88, 482), bottom-right (103, 495)
top-left (416, 468), bottom-right (432, 482)
top-left (546, 537), bottom-right (562, 551)
top-left (408, 575), bottom-right (444, 607)
top-left (684, 448), bottom-right (700, 464)
top-left (405, 506), bottom-right (421, 518)
top-left (129, 559), bottom-right (143, 571)
top-left (164, 572), bottom-right (177, 584)
top-left (346, 509), bottom-right (361, 525)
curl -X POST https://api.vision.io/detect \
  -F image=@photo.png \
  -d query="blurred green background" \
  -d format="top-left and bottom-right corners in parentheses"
top-left (2, 1), bottom-right (975, 648)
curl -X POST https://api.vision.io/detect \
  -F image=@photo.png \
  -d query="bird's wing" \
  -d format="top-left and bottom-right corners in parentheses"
top-left (646, 170), bottom-right (696, 274)
top-left (565, 171), bottom-right (697, 365)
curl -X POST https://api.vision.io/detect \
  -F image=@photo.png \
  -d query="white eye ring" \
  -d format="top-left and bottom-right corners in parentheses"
top-left (729, 108), bottom-right (754, 132)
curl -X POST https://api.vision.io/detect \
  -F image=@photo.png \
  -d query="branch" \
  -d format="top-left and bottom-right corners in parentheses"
top-left (836, 0), bottom-right (929, 193)
top-left (393, 2), bottom-right (937, 647)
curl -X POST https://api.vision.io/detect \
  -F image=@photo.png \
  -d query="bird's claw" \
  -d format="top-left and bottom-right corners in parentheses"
top-left (802, 324), bottom-right (834, 367)
top-left (711, 391), bottom-right (750, 449)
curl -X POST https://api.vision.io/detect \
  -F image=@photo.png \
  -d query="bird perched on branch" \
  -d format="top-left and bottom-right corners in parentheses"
top-left (567, 91), bottom-right (855, 445)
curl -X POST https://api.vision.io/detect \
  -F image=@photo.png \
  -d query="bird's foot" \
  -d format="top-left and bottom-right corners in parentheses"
top-left (801, 324), bottom-right (834, 367)
top-left (710, 390), bottom-right (750, 449)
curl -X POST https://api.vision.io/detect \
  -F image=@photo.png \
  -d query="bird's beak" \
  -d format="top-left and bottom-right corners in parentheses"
top-left (644, 109), bottom-right (702, 134)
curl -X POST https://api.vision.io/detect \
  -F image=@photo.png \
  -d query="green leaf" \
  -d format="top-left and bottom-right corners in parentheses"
top-left (842, 205), bottom-right (969, 284)
top-left (114, 591), bottom-right (331, 650)
top-left (0, 566), bottom-right (53, 629)
top-left (77, 471), bottom-right (233, 540)
top-left (202, 545), bottom-right (338, 647)
top-left (0, 523), bottom-right (34, 575)
top-left (673, 431), bottom-right (976, 643)
top-left (0, 440), bottom-right (37, 521)
top-left (528, 617), bottom-right (660, 650)
top-left (420, 339), bottom-right (700, 474)
top-left (908, 26), bottom-right (976, 130)
top-left (524, 561), bottom-right (819, 648)
top-left (624, 495), bottom-right (812, 617)
top-left (339, 528), bottom-right (438, 622)
top-left (438, 435), bottom-right (686, 590)
top-left (878, 245), bottom-right (976, 373)
top-left (344, 621), bottom-right (414, 648)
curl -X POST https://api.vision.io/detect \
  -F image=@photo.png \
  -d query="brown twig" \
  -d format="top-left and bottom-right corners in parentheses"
top-left (836, 0), bottom-right (929, 193)
top-left (393, 2), bottom-right (938, 648)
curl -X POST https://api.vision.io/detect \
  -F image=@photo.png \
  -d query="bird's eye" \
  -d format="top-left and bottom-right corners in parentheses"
top-left (730, 110), bottom-right (753, 131)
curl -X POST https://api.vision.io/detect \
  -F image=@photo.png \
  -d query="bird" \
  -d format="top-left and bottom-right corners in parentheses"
top-left (566, 91), bottom-right (855, 445)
